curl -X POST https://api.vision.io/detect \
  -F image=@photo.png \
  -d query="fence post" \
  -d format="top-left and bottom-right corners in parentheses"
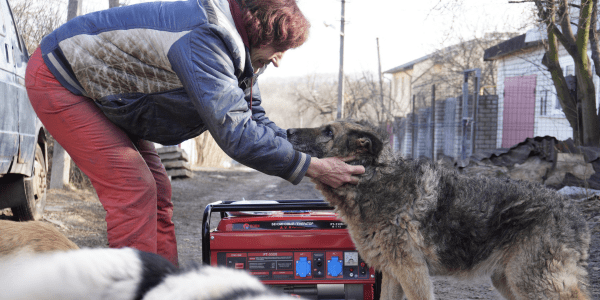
top-left (472, 75), bottom-right (480, 155)
top-left (461, 73), bottom-right (469, 160)
top-left (412, 95), bottom-right (416, 158)
top-left (431, 85), bottom-right (436, 161)
top-left (49, 143), bottom-right (71, 189)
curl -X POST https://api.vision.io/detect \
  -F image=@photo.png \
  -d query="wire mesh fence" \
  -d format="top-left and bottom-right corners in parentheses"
top-left (390, 78), bottom-right (580, 163)
top-left (391, 84), bottom-right (500, 161)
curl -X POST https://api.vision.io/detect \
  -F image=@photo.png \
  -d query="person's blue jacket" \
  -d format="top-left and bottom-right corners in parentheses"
top-left (39, 0), bottom-right (310, 184)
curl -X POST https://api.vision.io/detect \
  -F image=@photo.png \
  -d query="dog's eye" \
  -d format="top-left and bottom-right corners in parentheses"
top-left (324, 129), bottom-right (333, 137)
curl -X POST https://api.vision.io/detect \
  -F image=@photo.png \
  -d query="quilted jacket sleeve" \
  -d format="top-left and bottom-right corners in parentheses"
top-left (168, 26), bottom-right (309, 184)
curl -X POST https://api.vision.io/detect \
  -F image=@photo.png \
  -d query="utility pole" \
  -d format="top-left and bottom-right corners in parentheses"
top-left (336, 0), bottom-right (345, 120)
top-left (109, 0), bottom-right (120, 8)
top-left (67, 0), bottom-right (81, 21)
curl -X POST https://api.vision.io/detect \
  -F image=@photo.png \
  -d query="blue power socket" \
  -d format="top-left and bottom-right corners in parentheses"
top-left (296, 257), bottom-right (311, 277)
top-left (327, 256), bottom-right (342, 277)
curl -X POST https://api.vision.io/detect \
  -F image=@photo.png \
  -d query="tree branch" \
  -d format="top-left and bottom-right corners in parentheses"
top-left (558, 0), bottom-right (577, 46)
top-left (589, 0), bottom-right (600, 77)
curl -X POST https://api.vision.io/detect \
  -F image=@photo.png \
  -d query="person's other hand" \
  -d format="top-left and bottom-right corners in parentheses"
top-left (305, 156), bottom-right (365, 188)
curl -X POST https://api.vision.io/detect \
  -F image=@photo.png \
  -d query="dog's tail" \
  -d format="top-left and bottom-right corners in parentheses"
top-left (558, 283), bottom-right (590, 300)
top-left (547, 258), bottom-right (590, 300)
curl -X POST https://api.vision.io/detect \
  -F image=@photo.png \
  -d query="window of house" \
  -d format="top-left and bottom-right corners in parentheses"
top-left (565, 65), bottom-right (574, 76)
top-left (553, 65), bottom-right (575, 114)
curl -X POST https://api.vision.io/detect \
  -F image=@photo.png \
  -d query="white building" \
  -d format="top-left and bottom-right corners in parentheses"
top-left (484, 28), bottom-right (600, 148)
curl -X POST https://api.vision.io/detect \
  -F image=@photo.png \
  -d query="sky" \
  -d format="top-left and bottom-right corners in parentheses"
top-left (85, 0), bottom-right (534, 80)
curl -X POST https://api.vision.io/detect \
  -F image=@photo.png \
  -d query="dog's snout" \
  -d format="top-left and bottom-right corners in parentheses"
top-left (287, 128), bottom-right (297, 137)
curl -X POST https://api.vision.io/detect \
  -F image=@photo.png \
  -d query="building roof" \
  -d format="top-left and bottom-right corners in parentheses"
top-left (383, 54), bottom-right (430, 74)
top-left (483, 29), bottom-right (545, 61)
top-left (385, 34), bottom-right (512, 74)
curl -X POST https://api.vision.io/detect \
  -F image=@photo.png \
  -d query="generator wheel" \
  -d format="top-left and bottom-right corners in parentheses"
top-left (12, 144), bottom-right (47, 221)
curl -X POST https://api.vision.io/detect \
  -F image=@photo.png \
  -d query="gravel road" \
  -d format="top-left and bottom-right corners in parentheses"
top-left (14, 167), bottom-right (599, 299)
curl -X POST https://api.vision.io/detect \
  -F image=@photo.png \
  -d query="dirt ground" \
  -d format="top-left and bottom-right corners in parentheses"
top-left (10, 167), bottom-right (600, 299)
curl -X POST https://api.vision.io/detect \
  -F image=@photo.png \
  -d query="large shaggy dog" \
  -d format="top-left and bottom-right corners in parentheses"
top-left (0, 220), bottom-right (79, 255)
top-left (0, 247), bottom-right (300, 300)
top-left (287, 119), bottom-right (591, 300)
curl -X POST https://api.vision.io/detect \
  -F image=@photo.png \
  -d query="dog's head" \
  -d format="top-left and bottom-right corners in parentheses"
top-left (287, 119), bottom-right (389, 166)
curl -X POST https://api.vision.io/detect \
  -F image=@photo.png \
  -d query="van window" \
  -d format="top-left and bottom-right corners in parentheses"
top-left (5, 0), bottom-right (21, 53)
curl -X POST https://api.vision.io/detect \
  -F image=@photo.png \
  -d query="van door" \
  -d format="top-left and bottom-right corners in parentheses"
top-left (0, 0), bottom-right (18, 175)
top-left (7, 0), bottom-right (34, 175)
top-left (0, 0), bottom-right (33, 176)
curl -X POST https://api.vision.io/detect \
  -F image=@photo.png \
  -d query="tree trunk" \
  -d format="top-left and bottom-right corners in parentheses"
top-left (537, 0), bottom-right (600, 146)
top-left (543, 24), bottom-right (581, 142)
top-left (575, 0), bottom-right (600, 146)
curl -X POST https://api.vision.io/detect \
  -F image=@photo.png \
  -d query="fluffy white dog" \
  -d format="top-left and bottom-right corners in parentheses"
top-left (0, 247), bottom-right (300, 300)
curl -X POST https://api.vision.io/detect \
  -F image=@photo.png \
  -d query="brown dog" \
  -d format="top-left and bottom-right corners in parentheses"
top-left (0, 220), bottom-right (78, 256)
top-left (287, 119), bottom-right (591, 300)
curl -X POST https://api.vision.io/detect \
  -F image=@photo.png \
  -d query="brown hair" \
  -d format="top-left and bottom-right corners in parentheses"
top-left (239, 0), bottom-right (310, 51)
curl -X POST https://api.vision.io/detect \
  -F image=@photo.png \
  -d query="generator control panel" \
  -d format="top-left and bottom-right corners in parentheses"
top-left (216, 250), bottom-right (371, 281)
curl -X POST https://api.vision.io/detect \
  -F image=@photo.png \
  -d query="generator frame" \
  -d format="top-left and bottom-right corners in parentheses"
top-left (201, 199), bottom-right (382, 300)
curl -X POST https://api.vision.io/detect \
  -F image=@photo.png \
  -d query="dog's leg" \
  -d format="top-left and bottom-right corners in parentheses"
top-left (491, 270), bottom-right (518, 300)
top-left (390, 262), bottom-right (434, 300)
top-left (380, 271), bottom-right (405, 300)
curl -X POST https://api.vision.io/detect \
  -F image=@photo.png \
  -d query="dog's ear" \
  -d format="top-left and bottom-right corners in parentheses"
top-left (355, 132), bottom-right (383, 155)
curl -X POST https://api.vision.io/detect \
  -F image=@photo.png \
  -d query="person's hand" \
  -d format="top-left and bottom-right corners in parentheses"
top-left (305, 156), bottom-right (365, 188)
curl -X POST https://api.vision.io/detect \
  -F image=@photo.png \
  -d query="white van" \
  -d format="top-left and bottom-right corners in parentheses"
top-left (0, 0), bottom-right (47, 221)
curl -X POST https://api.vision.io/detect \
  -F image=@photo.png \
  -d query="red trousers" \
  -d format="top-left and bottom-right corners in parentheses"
top-left (25, 48), bottom-right (178, 266)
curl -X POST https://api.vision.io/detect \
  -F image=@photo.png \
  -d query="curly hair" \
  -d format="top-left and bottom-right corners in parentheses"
top-left (238, 0), bottom-right (310, 51)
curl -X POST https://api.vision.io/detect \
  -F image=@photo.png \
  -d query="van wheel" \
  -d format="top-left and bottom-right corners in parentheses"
top-left (12, 144), bottom-right (47, 221)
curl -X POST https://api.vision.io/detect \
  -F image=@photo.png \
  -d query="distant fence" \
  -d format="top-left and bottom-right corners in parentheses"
top-left (391, 93), bottom-right (499, 161)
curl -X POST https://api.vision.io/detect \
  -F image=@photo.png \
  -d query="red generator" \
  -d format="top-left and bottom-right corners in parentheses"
top-left (202, 199), bottom-right (382, 300)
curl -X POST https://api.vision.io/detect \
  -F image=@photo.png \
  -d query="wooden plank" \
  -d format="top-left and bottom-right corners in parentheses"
top-left (167, 168), bottom-right (193, 178)
top-left (159, 151), bottom-right (189, 162)
top-left (156, 146), bottom-right (181, 154)
top-left (162, 160), bottom-right (191, 170)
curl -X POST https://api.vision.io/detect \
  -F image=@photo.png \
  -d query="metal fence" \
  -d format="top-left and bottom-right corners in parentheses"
top-left (391, 84), bottom-right (498, 162)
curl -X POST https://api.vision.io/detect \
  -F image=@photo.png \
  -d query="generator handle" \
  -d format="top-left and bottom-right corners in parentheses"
top-left (201, 199), bottom-right (333, 265)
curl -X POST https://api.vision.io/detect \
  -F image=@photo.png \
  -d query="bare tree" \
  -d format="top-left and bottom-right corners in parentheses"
top-left (294, 73), bottom-right (394, 126)
top-left (10, 0), bottom-right (65, 54)
top-left (528, 0), bottom-right (600, 146)
top-left (344, 72), bottom-right (395, 124)
top-left (294, 74), bottom-right (338, 125)
top-left (422, 33), bottom-right (517, 102)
